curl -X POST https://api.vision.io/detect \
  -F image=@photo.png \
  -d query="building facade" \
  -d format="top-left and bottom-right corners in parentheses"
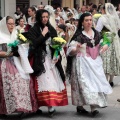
top-left (0, 0), bottom-right (119, 18)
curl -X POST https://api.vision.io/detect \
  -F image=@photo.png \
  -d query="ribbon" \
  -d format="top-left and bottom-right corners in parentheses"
top-left (8, 40), bottom-right (19, 47)
top-left (51, 45), bottom-right (62, 58)
top-left (101, 33), bottom-right (111, 46)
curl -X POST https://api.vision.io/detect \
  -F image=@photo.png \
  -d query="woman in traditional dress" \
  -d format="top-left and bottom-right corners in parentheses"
top-left (0, 16), bottom-right (38, 117)
top-left (66, 13), bottom-right (112, 117)
top-left (16, 17), bottom-right (26, 32)
top-left (28, 9), bottom-right (68, 117)
top-left (14, 7), bottom-right (23, 25)
top-left (96, 3), bottom-right (120, 87)
top-left (27, 7), bottom-right (36, 28)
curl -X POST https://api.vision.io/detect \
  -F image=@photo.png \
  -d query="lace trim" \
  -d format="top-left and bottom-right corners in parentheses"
top-left (1, 59), bottom-right (32, 114)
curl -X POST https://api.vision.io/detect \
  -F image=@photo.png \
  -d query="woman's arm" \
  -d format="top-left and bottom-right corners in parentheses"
top-left (67, 41), bottom-right (81, 56)
top-left (0, 51), bottom-right (13, 58)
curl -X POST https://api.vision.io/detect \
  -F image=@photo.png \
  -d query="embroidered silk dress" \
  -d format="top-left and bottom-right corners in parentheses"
top-left (67, 29), bottom-right (112, 107)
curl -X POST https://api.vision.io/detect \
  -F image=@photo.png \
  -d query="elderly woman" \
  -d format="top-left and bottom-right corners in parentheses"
top-left (0, 16), bottom-right (38, 117)
top-left (66, 13), bottom-right (112, 117)
top-left (28, 9), bottom-right (68, 117)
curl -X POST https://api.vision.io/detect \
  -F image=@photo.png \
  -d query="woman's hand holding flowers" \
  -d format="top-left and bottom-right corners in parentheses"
top-left (100, 44), bottom-right (109, 53)
top-left (12, 46), bottom-right (19, 57)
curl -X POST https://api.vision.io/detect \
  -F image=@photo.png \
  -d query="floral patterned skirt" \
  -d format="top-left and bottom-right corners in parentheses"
top-left (0, 58), bottom-right (38, 114)
top-left (101, 43), bottom-right (120, 75)
top-left (70, 56), bottom-right (112, 107)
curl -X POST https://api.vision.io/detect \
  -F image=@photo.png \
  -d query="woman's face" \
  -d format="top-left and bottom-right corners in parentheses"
top-left (19, 19), bottom-right (24, 26)
top-left (28, 8), bottom-right (35, 16)
top-left (74, 20), bottom-right (78, 27)
top-left (17, 7), bottom-right (20, 11)
top-left (57, 7), bottom-right (61, 12)
top-left (101, 8), bottom-right (105, 14)
top-left (59, 17), bottom-right (64, 24)
top-left (82, 16), bottom-right (92, 29)
top-left (6, 19), bottom-right (15, 33)
top-left (41, 12), bottom-right (49, 25)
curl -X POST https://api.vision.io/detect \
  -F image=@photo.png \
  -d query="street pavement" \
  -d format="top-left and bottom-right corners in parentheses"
top-left (1, 76), bottom-right (120, 120)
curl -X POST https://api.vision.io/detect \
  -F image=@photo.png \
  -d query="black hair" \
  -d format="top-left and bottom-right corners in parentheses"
top-left (58, 24), bottom-right (67, 32)
top-left (60, 16), bottom-right (64, 20)
top-left (78, 12), bottom-right (92, 30)
top-left (116, 3), bottom-right (120, 11)
top-left (92, 4), bottom-right (97, 9)
top-left (65, 20), bottom-right (70, 24)
top-left (100, 5), bottom-right (105, 10)
top-left (36, 9), bottom-right (50, 26)
top-left (28, 7), bottom-right (37, 13)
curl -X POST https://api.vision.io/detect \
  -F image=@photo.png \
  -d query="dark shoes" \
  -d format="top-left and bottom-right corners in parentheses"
top-left (49, 109), bottom-right (56, 117)
top-left (91, 110), bottom-right (99, 117)
top-left (36, 109), bottom-right (43, 114)
top-left (20, 112), bottom-right (29, 118)
top-left (76, 106), bottom-right (89, 114)
top-left (117, 99), bottom-right (120, 102)
top-left (109, 82), bottom-right (114, 87)
top-left (0, 114), bottom-right (7, 118)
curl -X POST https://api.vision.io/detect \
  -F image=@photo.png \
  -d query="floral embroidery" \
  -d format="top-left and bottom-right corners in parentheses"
top-left (1, 59), bottom-right (32, 114)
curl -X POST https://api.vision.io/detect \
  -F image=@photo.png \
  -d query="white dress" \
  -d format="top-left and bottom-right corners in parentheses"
top-left (67, 30), bottom-right (112, 107)
top-left (36, 38), bottom-right (65, 92)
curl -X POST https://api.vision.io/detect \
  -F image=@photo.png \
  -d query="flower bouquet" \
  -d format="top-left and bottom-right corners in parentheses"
top-left (6, 30), bottom-right (33, 75)
top-left (100, 32), bottom-right (115, 47)
top-left (51, 37), bottom-right (66, 59)
top-left (6, 30), bottom-right (29, 56)
top-left (50, 37), bottom-right (66, 69)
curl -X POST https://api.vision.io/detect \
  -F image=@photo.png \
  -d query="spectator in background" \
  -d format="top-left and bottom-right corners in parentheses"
top-left (78, 5), bottom-right (86, 18)
top-left (16, 18), bottom-right (26, 32)
top-left (59, 17), bottom-right (65, 25)
top-left (67, 12), bottom-right (73, 20)
top-left (74, 19), bottom-right (79, 27)
top-left (27, 7), bottom-right (36, 27)
top-left (14, 7), bottom-right (23, 25)
top-left (37, 5), bottom-right (44, 10)
top-left (56, 6), bottom-right (62, 13)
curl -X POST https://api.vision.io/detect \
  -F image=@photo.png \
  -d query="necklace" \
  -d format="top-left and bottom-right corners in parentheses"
top-left (90, 36), bottom-right (95, 47)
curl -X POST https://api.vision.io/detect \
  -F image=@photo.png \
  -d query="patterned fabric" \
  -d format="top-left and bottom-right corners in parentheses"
top-left (34, 78), bottom-right (68, 106)
top-left (30, 39), bottom-right (68, 107)
top-left (101, 42), bottom-right (120, 75)
top-left (0, 59), bottom-right (32, 114)
top-left (70, 58), bottom-right (108, 107)
top-left (0, 44), bottom-right (38, 114)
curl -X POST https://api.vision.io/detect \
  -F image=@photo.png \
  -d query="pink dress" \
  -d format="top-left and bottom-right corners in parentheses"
top-left (0, 44), bottom-right (38, 114)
